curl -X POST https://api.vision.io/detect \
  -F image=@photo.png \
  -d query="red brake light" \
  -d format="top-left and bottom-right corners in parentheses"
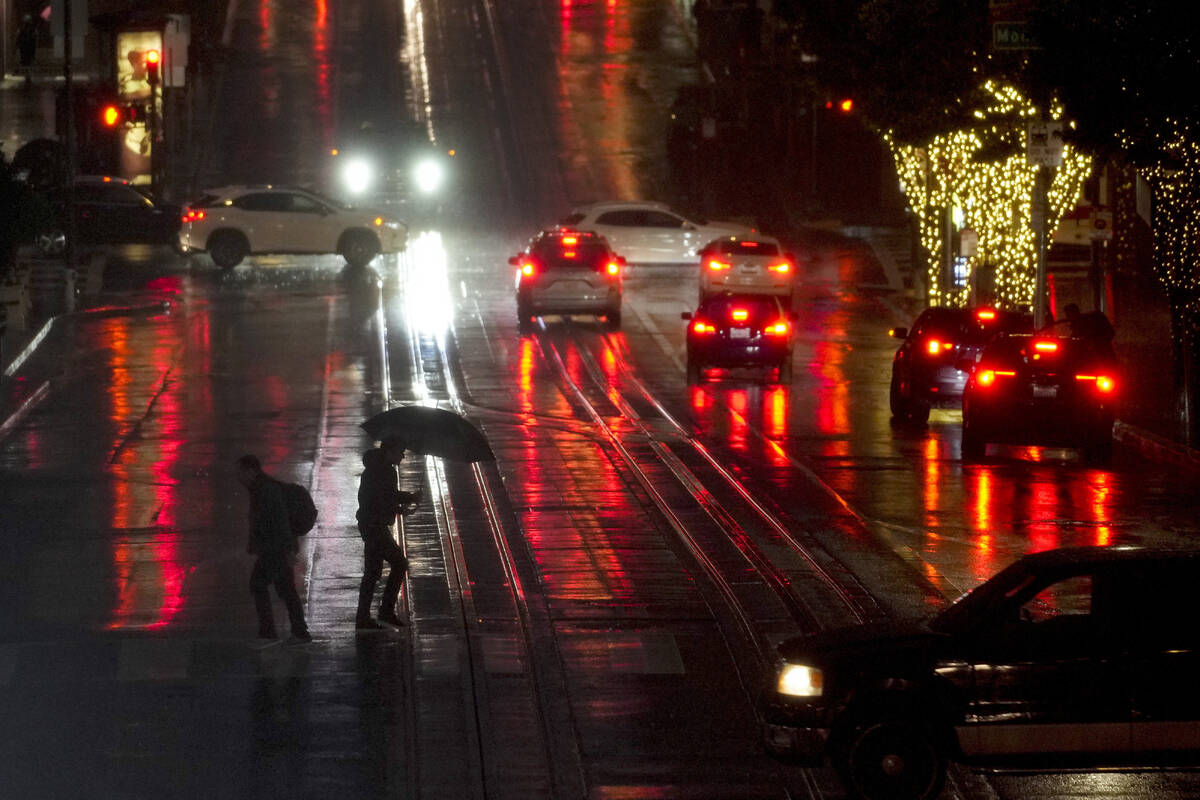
top-left (520, 261), bottom-right (536, 277)
top-left (1033, 340), bottom-right (1059, 352)
top-left (1077, 374), bottom-right (1116, 393)
top-left (563, 250), bottom-right (576, 259)
top-left (926, 338), bottom-right (952, 355)
top-left (182, 209), bottom-right (206, 223)
top-left (606, 261), bottom-right (620, 276)
top-left (561, 235), bottom-right (578, 245)
top-left (731, 308), bottom-right (749, 321)
top-left (978, 370), bottom-right (995, 387)
top-left (692, 320), bottom-right (716, 334)
top-left (768, 261), bottom-right (791, 273)
top-left (707, 259), bottom-right (732, 271)
top-left (765, 320), bottom-right (789, 336)
top-left (976, 309), bottom-right (996, 321)
top-left (742, 241), bottom-right (758, 247)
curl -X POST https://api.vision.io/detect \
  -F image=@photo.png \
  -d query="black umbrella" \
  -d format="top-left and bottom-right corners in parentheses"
top-left (360, 405), bottom-right (495, 463)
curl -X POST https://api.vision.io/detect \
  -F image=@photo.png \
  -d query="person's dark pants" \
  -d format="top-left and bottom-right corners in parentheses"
top-left (357, 525), bottom-right (408, 622)
top-left (250, 551), bottom-right (308, 638)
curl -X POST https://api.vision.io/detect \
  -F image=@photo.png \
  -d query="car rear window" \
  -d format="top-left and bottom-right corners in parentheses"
top-left (698, 295), bottom-right (779, 322)
top-left (188, 194), bottom-right (222, 208)
top-left (708, 240), bottom-right (781, 256)
top-left (532, 241), bottom-right (613, 270)
top-left (558, 213), bottom-right (587, 226)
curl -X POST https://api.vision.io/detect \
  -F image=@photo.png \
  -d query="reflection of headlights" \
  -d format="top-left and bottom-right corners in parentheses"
top-left (777, 663), bottom-right (823, 697)
top-left (342, 157), bottom-right (374, 195)
top-left (413, 158), bottom-right (444, 195)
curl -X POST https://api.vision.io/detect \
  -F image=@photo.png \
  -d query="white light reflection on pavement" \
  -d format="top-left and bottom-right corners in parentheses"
top-left (399, 231), bottom-right (455, 402)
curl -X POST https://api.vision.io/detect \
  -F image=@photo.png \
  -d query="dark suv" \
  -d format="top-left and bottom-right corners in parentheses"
top-left (762, 546), bottom-right (1200, 800)
top-left (889, 306), bottom-right (1033, 424)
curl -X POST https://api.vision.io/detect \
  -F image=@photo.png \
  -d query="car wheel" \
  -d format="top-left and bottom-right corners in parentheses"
top-left (208, 231), bottom-right (248, 270)
top-left (835, 717), bottom-right (946, 800)
top-left (686, 357), bottom-right (703, 384)
top-left (517, 298), bottom-right (535, 333)
top-left (341, 230), bottom-right (380, 268)
top-left (961, 428), bottom-right (986, 460)
top-left (777, 359), bottom-right (793, 383)
top-left (36, 228), bottom-right (67, 256)
top-left (1083, 436), bottom-right (1113, 465)
top-left (889, 375), bottom-right (929, 425)
top-left (606, 306), bottom-right (622, 330)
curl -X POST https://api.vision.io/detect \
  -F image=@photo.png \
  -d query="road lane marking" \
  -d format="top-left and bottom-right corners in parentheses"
top-left (0, 379), bottom-right (50, 442)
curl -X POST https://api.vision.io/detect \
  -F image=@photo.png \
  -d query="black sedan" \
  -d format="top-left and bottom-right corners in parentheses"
top-left (681, 292), bottom-right (795, 383)
top-left (889, 306), bottom-right (1033, 424)
top-left (961, 334), bottom-right (1117, 463)
top-left (762, 545), bottom-right (1200, 800)
top-left (36, 176), bottom-right (181, 255)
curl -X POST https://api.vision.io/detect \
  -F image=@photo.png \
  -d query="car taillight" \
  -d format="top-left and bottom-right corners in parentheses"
top-left (563, 250), bottom-right (577, 259)
top-left (707, 259), bottom-right (732, 271)
top-left (977, 369), bottom-right (1015, 387)
top-left (731, 308), bottom-right (749, 321)
top-left (606, 261), bottom-right (620, 276)
top-left (1077, 374), bottom-right (1116, 393)
top-left (692, 320), bottom-right (716, 334)
top-left (182, 208), bottom-right (206, 223)
top-left (1033, 340), bottom-right (1059, 353)
top-left (976, 309), bottom-right (996, 321)
top-left (520, 261), bottom-right (536, 277)
top-left (561, 235), bottom-right (579, 245)
top-left (926, 338), bottom-right (953, 355)
top-left (768, 261), bottom-right (791, 274)
top-left (765, 320), bottom-right (789, 336)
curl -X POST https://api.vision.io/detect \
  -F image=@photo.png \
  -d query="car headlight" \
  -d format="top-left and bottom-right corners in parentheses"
top-left (777, 663), bottom-right (823, 697)
top-left (342, 157), bottom-right (374, 195)
top-left (413, 157), bottom-right (445, 194)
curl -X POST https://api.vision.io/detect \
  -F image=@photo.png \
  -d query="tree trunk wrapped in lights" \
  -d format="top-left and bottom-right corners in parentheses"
top-left (886, 82), bottom-right (1092, 309)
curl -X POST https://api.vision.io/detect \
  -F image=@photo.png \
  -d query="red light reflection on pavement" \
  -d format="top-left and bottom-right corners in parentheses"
top-left (314, 0), bottom-right (333, 149)
top-left (260, 0), bottom-right (274, 50)
top-left (1089, 470), bottom-right (1114, 546)
top-left (922, 437), bottom-right (940, 533)
top-left (1027, 480), bottom-right (1061, 553)
top-left (726, 389), bottom-right (749, 453)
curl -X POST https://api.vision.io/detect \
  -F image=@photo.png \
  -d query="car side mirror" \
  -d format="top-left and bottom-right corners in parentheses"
top-left (955, 357), bottom-right (977, 372)
top-left (508, 256), bottom-right (519, 265)
top-left (681, 311), bottom-right (693, 320)
top-left (890, 326), bottom-right (908, 340)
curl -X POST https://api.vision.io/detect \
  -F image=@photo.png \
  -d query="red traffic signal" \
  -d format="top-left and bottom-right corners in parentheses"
top-left (145, 49), bottom-right (160, 84)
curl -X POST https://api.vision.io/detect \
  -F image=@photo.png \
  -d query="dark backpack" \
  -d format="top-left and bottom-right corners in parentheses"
top-left (279, 481), bottom-right (318, 536)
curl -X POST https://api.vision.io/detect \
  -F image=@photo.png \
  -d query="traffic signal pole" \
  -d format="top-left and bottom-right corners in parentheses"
top-left (62, 0), bottom-right (77, 278)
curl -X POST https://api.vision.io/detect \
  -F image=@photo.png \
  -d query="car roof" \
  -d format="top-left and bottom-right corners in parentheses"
top-left (198, 185), bottom-right (314, 198)
top-left (570, 200), bottom-right (675, 214)
top-left (1014, 545), bottom-right (1200, 571)
top-left (75, 175), bottom-right (135, 185)
top-left (701, 234), bottom-right (782, 247)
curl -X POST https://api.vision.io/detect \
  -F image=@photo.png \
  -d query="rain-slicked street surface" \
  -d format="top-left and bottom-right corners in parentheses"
top-left (5, 1), bottom-right (1200, 798)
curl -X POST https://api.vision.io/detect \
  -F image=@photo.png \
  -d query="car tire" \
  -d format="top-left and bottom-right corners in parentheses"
top-left (208, 231), bottom-right (248, 270)
top-left (1083, 436), bottom-right (1113, 465)
top-left (686, 357), bottom-right (703, 384)
top-left (341, 230), bottom-right (380, 269)
top-left (606, 307), bottom-right (622, 330)
top-left (35, 228), bottom-right (67, 256)
top-left (889, 375), bottom-right (929, 425)
top-left (834, 717), bottom-right (946, 800)
top-left (517, 298), bottom-right (535, 333)
top-left (777, 359), bottom-right (793, 383)
top-left (961, 428), bottom-right (986, 460)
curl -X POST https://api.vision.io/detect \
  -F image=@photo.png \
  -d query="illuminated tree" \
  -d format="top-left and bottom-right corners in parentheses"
top-left (887, 82), bottom-right (1091, 308)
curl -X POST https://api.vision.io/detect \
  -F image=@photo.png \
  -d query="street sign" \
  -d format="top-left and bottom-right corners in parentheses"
top-left (1027, 121), bottom-right (1064, 167)
top-left (993, 21), bottom-right (1038, 50)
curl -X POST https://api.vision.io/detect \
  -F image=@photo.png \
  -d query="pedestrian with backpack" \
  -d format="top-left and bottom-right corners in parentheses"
top-left (355, 437), bottom-right (420, 630)
top-left (236, 454), bottom-right (312, 642)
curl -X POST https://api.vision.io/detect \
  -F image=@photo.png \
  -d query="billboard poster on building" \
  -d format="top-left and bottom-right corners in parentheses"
top-left (115, 31), bottom-right (162, 183)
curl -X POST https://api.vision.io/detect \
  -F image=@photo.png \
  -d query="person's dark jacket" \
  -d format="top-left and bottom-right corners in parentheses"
top-left (356, 448), bottom-right (417, 531)
top-left (246, 473), bottom-right (295, 555)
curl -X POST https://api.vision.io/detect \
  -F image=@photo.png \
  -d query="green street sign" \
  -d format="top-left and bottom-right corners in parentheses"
top-left (993, 21), bottom-right (1039, 50)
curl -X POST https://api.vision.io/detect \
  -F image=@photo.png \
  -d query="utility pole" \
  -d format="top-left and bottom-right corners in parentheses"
top-left (1027, 119), bottom-right (1064, 328)
top-left (62, 0), bottom-right (77, 283)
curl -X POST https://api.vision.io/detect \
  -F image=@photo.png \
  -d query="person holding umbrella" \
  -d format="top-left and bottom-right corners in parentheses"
top-left (355, 437), bottom-right (421, 630)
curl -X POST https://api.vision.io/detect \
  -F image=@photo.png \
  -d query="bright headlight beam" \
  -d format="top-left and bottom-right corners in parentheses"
top-left (342, 157), bottom-right (374, 195)
top-left (777, 664), bottom-right (823, 697)
top-left (414, 158), bottom-right (444, 195)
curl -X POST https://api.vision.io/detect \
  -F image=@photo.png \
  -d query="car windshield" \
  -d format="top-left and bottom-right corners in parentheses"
top-left (531, 241), bottom-right (612, 270)
top-left (187, 193), bottom-right (222, 208)
top-left (929, 559), bottom-right (1035, 634)
top-left (708, 240), bottom-right (781, 256)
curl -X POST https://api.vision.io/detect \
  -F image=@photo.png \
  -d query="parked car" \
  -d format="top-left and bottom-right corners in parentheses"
top-left (35, 176), bottom-right (180, 255)
top-left (682, 292), bottom-right (796, 383)
top-left (178, 185), bottom-right (407, 269)
top-left (697, 235), bottom-right (795, 304)
top-left (888, 306), bottom-right (1034, 424)
top-left (762, 545), bottom-right (1200, 800)
top-left (558, 201), bottom-right (755, 265)
top-left (961, 333), bottom-right (1118, 462)
top-left (511, 229), bottom-right (625, 331)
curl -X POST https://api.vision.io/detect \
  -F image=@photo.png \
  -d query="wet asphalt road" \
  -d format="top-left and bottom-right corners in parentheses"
top-left (4, 0), bottom-right (1200, 798)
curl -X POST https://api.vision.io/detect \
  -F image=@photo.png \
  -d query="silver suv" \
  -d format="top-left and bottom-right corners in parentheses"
top-left (511, 230), bottom-right (625, 331)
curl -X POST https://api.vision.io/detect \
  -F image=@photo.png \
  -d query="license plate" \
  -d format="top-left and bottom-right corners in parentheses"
top-left (1032, 384), bottom-right (1057, 399)
top-left (730, 328), bottom-right (751, 339)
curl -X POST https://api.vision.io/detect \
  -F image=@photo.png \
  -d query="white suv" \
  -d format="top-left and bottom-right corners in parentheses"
top-left (179, 185), bottom-right (407, 269)
top-left (558, 201), bottom-right (755, 265)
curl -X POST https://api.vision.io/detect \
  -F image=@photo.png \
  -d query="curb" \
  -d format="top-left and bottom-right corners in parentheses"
top-left (2, 300), bottom-right (172, 378)
top-left (1113, 420), bottom-right (1200, 471)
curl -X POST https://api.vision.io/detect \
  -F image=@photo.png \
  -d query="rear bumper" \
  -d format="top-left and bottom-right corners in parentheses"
top-left (702, 277), bottom-right (792, 297)
top-left (688, 340), bottom-right (791, 367)
top-left (521, 283), bottom-right (620, 314)
top-left (967, 401), bottom-right (1114, 445)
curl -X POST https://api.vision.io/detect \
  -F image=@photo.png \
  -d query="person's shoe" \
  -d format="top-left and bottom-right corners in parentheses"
top-left (287, 631), bottom-right (313, 644)
top-left (356, 618), bottom-right (384, 631)
top-left (378, 610), bottom-right (404, 627)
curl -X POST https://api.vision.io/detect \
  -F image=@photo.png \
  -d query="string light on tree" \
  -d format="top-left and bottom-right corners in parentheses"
top-left (887, 81), bottom-right (1093, 308)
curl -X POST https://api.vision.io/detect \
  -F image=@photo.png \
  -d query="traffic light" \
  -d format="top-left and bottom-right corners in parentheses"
top-left (145, 49), bottom-right (160, 85)
top-left (838, 98), bottom-right (853, 113)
